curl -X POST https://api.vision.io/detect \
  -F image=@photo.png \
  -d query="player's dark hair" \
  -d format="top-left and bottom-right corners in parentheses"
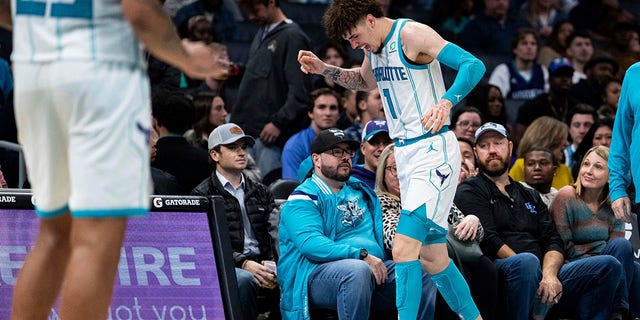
top-left (323, 0), bottom-right (384, 42)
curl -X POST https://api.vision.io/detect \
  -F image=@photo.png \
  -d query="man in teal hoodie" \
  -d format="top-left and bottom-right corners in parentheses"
top-left (277, 128), bottom-right (435, 319)
top-left (609, 62), bottom-right (640, 224)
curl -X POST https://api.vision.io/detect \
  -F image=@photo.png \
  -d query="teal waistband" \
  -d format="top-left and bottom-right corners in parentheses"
top-left (393, 126), bottom-right (449, 147)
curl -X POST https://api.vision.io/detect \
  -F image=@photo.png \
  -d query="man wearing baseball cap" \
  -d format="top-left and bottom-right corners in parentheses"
top-left (352, 119), bottom-right (392, 189)
top-left (191, 123), bottom-right (281, 320)
top-left (278, 128), bottom-right (436, 319)
top-left (455, 122), bottom-right (620, 320)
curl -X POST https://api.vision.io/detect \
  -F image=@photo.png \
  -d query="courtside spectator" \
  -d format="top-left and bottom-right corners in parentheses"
top-left (191, 123), bottom-right (280, 320)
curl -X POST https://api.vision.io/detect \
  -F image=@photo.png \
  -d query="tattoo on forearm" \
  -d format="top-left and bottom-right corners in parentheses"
top-left (322, 68), bottom-right (368, 91)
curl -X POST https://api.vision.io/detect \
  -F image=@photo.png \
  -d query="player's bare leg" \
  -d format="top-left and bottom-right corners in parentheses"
top-left (58, 217), bottom-right (127, 320)
top-left (419, 242), bottom-right (452, 274)
top-left (11, 213), bottom-right (72, 319)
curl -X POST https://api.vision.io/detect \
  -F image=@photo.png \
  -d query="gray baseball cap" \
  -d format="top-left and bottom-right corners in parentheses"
top-left (208, 123), bottom-right (255, 150)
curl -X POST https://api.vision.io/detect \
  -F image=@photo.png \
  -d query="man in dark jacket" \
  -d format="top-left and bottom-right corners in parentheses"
top-left (231, 0), bottom-right (312, 179)
top-left (455, 122), bottom-right (621, 320)
top-left (191, 123), bottom-right (279, 320)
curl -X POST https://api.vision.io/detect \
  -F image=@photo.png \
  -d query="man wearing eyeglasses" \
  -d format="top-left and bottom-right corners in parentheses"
top-left (278, 128), bottom-right (436, 319)
top-left (191, 123), bottom-right (280, 320)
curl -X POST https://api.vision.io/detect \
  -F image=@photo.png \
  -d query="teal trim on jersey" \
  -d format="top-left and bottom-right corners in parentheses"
top-left (382, 67), bottom-right (410, 136)
top-left (73, 208), bottom-right (148, 218)
top-left (89, 19), bottom-right (96, 60)
top-left (36, 204), bottom-right (70, 219)
top-left (396, 20), bottom-right (428, 71)
top-left (382, 19), bottom-right (400, 49)
top-left (426, 66), bottom-right (441, 119)
top-left (441, 131), bottom-right (449, 163)
top-left (405, 67), bottom-right (426, 134)
top-left (131, 37), bottom-right (140, 66)
top-left (393, 126), bottom-right (449, 147)
top-left (56, 19), bottom-right (62, 60)
top-left (27, 17), bottom-right (36, 62)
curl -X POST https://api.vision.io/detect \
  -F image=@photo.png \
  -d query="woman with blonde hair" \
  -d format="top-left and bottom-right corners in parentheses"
top-left (550, 146), bottom-right (639, 319)
top-left (509, 116), bottom-right (573, 189)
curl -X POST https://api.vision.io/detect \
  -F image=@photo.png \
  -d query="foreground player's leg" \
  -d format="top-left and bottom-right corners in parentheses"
top-left (59, 217), bottom-right (127, 320)
top-left (393, 233), bottom-right (424, 319)
top-left (11, 213), bottom-right (72, 320)
top-left (421, 244), bottom-right (481, 320)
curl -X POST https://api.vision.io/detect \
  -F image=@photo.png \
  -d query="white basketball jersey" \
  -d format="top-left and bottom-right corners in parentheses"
top-left (370, 19), bottom-right (449, 141)
top-left (11, 0), bottom-right (143, 66)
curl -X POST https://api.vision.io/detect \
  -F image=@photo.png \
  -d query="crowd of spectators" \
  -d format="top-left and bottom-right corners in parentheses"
top-left (1, 0), bottom-right (639, 319)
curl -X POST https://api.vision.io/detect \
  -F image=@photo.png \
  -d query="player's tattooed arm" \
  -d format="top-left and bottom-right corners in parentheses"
top-left (322, 68), bottom-right (369, 91)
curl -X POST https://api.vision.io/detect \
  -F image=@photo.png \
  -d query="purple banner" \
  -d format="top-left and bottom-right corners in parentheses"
top-left (0, 209), bottom-right (226, 320)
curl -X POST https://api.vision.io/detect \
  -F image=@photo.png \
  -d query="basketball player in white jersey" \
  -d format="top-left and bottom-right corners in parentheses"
top-left (298, 0), bottom-right (485, 318)
top-left (10, 0), bottom-right (228, 318)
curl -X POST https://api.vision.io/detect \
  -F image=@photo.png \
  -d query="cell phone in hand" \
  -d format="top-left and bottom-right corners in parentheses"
top-left (263, 260), bottom-right (276, 275)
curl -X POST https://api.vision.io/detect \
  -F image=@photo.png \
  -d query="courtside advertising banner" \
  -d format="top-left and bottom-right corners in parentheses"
top-left (0, 209), bottom-right (226, 320)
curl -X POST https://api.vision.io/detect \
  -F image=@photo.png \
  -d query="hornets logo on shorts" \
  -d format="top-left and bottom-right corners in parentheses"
top-left (430, 164), bottom-right (453, 191)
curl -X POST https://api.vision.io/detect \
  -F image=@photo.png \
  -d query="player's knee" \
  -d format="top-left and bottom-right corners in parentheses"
top-left (392, 237), bottom-right (421, 262)
top-left (72, 218), bottom-right (127, 248)
top-left (38, 232), bottom-right (71, 254)
top-left (37, 218), bottom-right (72, 252)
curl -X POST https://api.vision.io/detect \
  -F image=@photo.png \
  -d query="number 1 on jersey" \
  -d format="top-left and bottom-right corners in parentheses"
top-left (382, 88), bottom-right (398, 119)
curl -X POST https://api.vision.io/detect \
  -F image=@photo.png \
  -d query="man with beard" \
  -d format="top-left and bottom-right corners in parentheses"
top-left (455, 122), bottom-right (621, 320)
top-left (277, 128), bottom-right (437, 319)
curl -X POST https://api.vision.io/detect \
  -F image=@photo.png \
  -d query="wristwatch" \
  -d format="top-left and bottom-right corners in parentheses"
top-left (359, 248), bottom-right (368, 260)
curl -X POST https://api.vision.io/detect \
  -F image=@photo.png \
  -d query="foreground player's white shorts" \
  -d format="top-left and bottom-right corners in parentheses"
top-left (14, 61), bottom-right (151, 218)
top-left (394, 130), bottom-right (461, 234)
